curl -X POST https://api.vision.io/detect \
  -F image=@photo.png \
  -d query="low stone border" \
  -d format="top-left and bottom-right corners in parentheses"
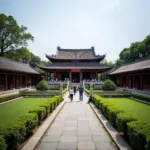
top-left (0, 97), bottom-right (23, 105)
top-left (130, 97), bottom-right (150, 105)
top-left (90, 103), bottom-right (131, 150)
top-left (22, 100), bottom-right (65, 150)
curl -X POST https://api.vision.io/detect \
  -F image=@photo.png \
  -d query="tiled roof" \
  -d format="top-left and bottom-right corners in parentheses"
top-left (110, 58), bottom-right (150, 75)
top-left (46, 47), bottom-right (105, 61)
top-left (39, 62), bottom-right (112, 70)
top-left (0, 57), bottom-right (40, 74)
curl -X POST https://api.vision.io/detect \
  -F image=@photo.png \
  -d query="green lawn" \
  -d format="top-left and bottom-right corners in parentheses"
top-left (104, 98), bottom-right (150, 124)
top-left (0, 98), bottom-right (48, 126)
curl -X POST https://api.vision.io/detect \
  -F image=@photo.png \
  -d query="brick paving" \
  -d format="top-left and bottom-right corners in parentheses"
top-left (36, 92), bottom-right (117, 150)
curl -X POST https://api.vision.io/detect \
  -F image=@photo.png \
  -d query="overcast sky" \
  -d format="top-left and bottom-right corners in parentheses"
top-left (0, 0), bottom-right (150, 62)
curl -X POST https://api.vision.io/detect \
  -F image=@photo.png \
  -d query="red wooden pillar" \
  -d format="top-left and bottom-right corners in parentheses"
top-left (20, 76), bottom-right (22, 88)
top-left (69, 71), bottom-right (72, 81)
top-left (80, 71), bottom-right (82, 83)
top-left (5, 74), bottom-right (8, 91)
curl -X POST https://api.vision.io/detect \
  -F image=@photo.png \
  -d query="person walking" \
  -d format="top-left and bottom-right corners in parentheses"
top-left (69, 88), bottom-right (74, 102)
top-left (79, 84), bottom-right (84, 101)
top-left (73, 84), bottom-right (76, 95)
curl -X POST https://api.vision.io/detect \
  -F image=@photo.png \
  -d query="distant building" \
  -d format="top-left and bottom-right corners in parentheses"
top-left (110, 57), bottom-right (150, 91)
top-left (39, 46), bottom-right (112, 82)
top-left (0, 57), bottom-right (40, 91)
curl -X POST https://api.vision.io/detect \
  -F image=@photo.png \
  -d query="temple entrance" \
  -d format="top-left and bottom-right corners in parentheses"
top-left (82, 72), bottom-right (91, 80)
top-left (61, 72), bottom-right (69, 81)
top-left (72, 72), bottom-right (80, 83)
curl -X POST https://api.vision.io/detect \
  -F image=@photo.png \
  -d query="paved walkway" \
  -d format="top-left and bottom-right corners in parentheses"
top-left (36, 92), bottom-right (117, 150)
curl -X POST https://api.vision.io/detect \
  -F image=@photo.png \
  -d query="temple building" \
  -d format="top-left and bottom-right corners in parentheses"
top-left (39, 46), bottom-right (112, 82)
top-left (110, 57), bottom-right (150, 91)
top-left (0, 57), bottom-right (40, 91)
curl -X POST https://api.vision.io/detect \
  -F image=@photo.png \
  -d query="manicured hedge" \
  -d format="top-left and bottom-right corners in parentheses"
top-left (92, 94), bottom-right (150, 150)
top-left (127, 121), bottom-right (150, 150)
top-left (116, 112), bottom-right (137, 137)
top-left (107, 106), bottom-right (123, 126)
top-left (29, 107), bottom-right (46, 122)
top-left (0, 95), bottom-right (63, 150)
top-left (0, 121), bottom-right (26, 150)
top-left (15, 113), bottom-right (38, 136)
top-left (132, 94), bottom-right (150, 103)
top-left (0, 93), bottom-right (20, 103)
top-left (0, 136), bottom-right (7, 150)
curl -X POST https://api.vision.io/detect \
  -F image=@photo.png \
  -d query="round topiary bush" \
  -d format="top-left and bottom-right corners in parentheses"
top-left (36, 80), bottom-right (49, 91)
top-left (102, 79), bottom-right (116, 91)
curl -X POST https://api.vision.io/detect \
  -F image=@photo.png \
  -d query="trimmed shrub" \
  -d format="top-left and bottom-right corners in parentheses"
top-left (0, 136), bottom-right (7, 150)
top-left (101, 79), bottom-right (116, 91)
top-left (0, 121), bottom-right (26, 150)
top-left (116, 112), bottom-right (137, 136)
top-left (127, 121), bottom-right (150, 150)
top-left (40, 103), bottom-right (51, 115)
top-left (29, 107), bottom-right (46, 122)
top-left (0, 93), bottom-right (20, 103)
top-left (146, 136), bottom-right (150, 150)
top-left (132, 94), bottom-right (150, 103)
top-left (107, 106), bottom-right (124, 126)
top-left (15, 113), bottom-right (38, 136)
top-left (36, 80), bottom-right (49, 91)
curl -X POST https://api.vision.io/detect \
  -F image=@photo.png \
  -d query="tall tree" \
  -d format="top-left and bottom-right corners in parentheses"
top-left (117, 34), bottom-right (150, 65)
top-left (0, 13), bottom-right (33, 56)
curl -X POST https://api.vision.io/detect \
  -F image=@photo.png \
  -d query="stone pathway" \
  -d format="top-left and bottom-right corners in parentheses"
top-left (36, 92), bottom-right (117, 150)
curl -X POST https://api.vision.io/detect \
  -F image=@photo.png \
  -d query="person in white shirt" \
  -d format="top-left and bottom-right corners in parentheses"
top-left (69, 88), bottom-right (74, 102)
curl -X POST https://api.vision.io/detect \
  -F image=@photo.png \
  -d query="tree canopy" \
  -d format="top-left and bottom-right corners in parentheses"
top-left (116, 35), bottom-right (150, 67)
top-left (0, 13), bottom-right (33, 56)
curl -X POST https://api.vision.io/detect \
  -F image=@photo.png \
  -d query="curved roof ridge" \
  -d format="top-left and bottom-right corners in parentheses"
top-left (0, 56), bottom-right (29, 65)
top-left (119, 56), bottom-right (150, 67)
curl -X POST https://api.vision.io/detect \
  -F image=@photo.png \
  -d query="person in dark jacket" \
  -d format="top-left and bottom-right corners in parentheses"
top-left (79, 84), bottom-right (84, 101)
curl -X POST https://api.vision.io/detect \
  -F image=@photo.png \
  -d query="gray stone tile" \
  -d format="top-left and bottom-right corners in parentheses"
top-left (60, 135), bottom-right (77, 142)
top-left (45, 130), bottom-right (63, 136)
top-left (78, 136), bottom-right (93, 142)
top-left (78, 142), bottom-right (96, 150)
top-left (63, 126), bottom-right (77, 131)
top-left (41, 135), bottom-right (61, 142)
top-left (36, 142), bottom-right (58, 150)
top-left (92, 135), bottom-right (110, 142)
top-left (91, 130), bottom-right (106, 136)
top-left (95, 141), bottom-right (116, 150)
top-left (62, 130), bottom-right (77, 136)
top-left (57, 142), bottom-right (77, 150)
top-left (78, 130), bottom-right (92, 136)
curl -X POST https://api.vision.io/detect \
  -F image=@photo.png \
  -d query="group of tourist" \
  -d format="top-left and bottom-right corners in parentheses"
top-left (69, 83), bottom-right (84, 102)
top-left (83, 79), bottom-right (102, 82)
